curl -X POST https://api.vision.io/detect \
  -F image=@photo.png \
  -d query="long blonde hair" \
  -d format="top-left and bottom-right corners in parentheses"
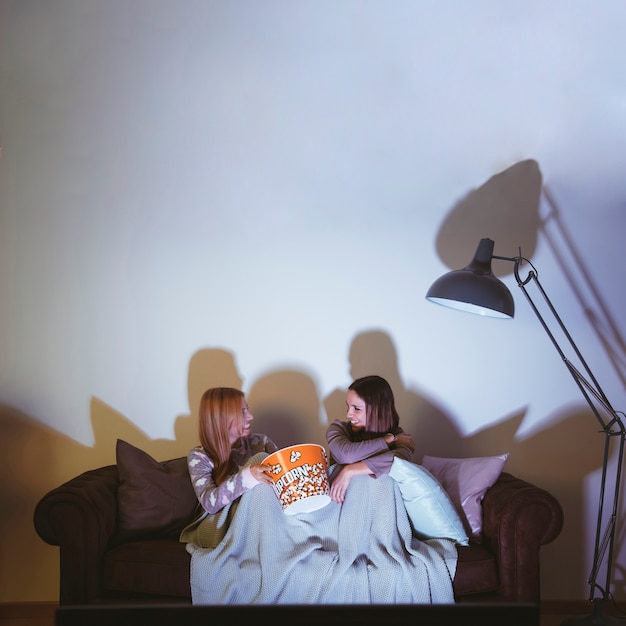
top-left (198, 387), bottom-right (245, 485)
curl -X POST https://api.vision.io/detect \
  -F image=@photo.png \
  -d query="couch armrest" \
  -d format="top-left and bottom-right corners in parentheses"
top-left (33, 465), bottom-right (120, 604)
top-left (481, 471), bottom-right (563, 603)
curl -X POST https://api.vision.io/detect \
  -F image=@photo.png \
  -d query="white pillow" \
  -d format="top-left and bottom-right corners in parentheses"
top-left (389, 457), bottom-right (469, 546)
top-left (422, 454), bottom-right (509, 541)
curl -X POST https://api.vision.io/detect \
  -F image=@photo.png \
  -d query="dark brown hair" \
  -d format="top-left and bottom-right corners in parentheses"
top-left (348, 375), bottom-right (399, 435)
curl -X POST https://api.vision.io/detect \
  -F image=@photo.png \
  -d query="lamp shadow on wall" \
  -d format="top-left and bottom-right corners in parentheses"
top-left (540, 188), bottom-right (626, 390)
top-left (431, 157), bottom-right (626, 598)
top-left (434, 158), bottom-right (543, 276)
top-left (435, 157), bottom-right (626, 386)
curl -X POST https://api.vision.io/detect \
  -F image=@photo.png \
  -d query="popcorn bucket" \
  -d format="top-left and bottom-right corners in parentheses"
top-left (262, 444), bottom-right (331, 515)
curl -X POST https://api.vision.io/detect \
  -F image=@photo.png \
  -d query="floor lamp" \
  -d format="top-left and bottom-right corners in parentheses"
top-left (426, 237), bottom-right (626, 626)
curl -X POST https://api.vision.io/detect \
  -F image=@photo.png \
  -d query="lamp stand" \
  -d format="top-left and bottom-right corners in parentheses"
top-left (427, 238), bottom-right (626, 623)
top-left (507, 256), bottom-right (626, 626)
top-left (562, 599), bottom-right (625, 625)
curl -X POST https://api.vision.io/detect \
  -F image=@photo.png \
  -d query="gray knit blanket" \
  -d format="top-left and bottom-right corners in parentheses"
top-left (185, 472), bottom-right (457, 604)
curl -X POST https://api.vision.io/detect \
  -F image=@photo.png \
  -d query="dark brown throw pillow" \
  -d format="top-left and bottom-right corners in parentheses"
top-left (116, 439), bottom-right (199, 540)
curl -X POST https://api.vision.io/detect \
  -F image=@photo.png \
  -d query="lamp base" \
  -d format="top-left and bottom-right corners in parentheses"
top-left (561, 600), bottom-right (626, 626)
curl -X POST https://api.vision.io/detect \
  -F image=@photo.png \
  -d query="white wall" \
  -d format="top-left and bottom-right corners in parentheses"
top-left (1, 0), bottom-right (626, 603)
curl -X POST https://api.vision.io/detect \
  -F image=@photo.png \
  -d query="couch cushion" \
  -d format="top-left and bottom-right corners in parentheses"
top-left (116, 439), bottom-right (199, 540)
top-left (453, 544), bottom-right (499, 597)
top-left (422, 454), bottom-right (508, 541)
top-left (103, 539), bottom-right (192, 598)
top-left (103, 539), bottom-right (497, 601)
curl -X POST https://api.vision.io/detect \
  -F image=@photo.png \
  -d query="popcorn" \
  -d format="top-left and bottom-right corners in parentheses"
top-left (262, 444), bottom-right (331, 515)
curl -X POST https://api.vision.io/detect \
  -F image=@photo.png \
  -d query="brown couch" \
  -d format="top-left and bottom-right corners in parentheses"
top-left (33, 440), bottom-right (563, 606)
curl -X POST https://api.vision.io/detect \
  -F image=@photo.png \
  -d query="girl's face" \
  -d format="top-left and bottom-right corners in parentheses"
top-left (228, 398), bottom-right (254, 443)
top-left (345, 389), bottom-right (367, 431)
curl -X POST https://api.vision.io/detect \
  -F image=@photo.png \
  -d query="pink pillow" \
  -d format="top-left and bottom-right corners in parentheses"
top-left (421, 454), bottom-right (509, 541)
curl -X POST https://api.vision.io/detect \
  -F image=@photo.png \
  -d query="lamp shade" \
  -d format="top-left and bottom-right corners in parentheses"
top-left (426, 238), bottom-right (515, 319)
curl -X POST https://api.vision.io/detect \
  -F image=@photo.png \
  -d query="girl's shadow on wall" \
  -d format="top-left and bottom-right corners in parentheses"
top-left (324, 328), bottom-right (598, 599)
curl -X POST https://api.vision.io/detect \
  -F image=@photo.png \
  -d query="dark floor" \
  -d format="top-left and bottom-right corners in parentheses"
top-left (0, 606), bottom-right (600, 626)
top-left (6, 599), bottom-right (626, 626)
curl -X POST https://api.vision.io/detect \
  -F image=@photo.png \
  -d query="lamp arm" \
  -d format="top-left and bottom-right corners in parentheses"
top-left (493, 253), bottom-right (626, 605)
top-left (511, 257), bottom-right (622, 433)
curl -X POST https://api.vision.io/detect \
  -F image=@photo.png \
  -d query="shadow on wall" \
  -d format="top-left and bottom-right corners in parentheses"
top-left (325, 327), bottom-right (600, 600)
top-left (248, 370), bottom-right (326, 450)
top-left (0, 330), bottom-right (605, 603)
top-left (2, 159), bottom-right (619, 603)
top-left (541, 188), bottom-right (626, 390)
top-left (429, 157), bottom-right (625, 598)
top-left (324, 328), bottom-right (470, 461)
top-left (0, 401), bottom-right (163, 602)
top-left (0, 347), bottom-right (248, 601)
top-left (0, 404), bottom-right (87, 602)
top-left (436, 158), bottom-right (626, 391)
top-left (0, 348), bottom-right (334, 600)
top-left (434, 158), bottom-right (543, 275)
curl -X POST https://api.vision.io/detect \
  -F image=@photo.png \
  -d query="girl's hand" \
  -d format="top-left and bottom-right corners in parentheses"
top-left (329, 462), bottom-right (371, 503)
top-left (396, 432), bottom-right (415, 452)
top-left (329, 466), bottom-right (353, 504)
top-left (250, 463), bottom-right (274, 486)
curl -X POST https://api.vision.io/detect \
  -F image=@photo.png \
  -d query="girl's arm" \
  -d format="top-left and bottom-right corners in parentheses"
top-left (187, 447), bottom-right (261, 514)
top-left (326, 420), bottom-right (390, 464)
top-left (327, 421), bottom-right (415, 478)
